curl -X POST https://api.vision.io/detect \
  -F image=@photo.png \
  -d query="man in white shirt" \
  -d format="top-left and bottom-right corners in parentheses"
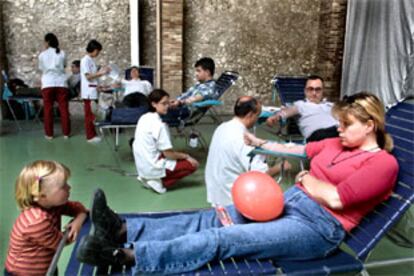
top-left (205, 96), bottom-right (287, 206)
top-left (266, 75), bottom-right (338, 142)
top-left (115, 66), bottom-right (152, 108)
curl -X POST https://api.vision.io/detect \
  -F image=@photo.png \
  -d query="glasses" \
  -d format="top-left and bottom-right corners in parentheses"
top-left (305, 87), bottom-right (323, 93)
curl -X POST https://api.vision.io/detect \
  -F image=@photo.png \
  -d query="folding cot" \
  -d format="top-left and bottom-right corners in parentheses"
top-left (57, 99), bottom-right (413, 275)
top-left (1, 70), bottom-right (43, 130)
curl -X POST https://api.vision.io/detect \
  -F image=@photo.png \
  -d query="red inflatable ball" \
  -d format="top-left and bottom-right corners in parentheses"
top-left (232, 171), bottom-right (284, 222)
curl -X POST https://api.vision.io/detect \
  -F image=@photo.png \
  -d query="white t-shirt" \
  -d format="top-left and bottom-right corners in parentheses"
top-left (133, 112), bottom-right (177, 179)
top-left (294, 99), bottom-right (338, 138)
top-left (122, 79), bottom-right (152, 97)
top-left (80, 55), bottom-right (98, 99)
top-left (205, 118), bottom-right (268, 206)
top-left (38, 48), bottom-right (67, 89)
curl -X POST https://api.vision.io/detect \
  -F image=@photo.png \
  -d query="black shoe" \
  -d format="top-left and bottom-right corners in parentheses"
top-left (76, 235), bottom-right (126, 266)
top-left (90, 188), bottom-right (123, 242)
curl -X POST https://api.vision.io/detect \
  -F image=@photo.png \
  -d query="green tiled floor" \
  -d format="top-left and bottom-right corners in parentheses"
top-left (0, 118), bottom-right (413, 275)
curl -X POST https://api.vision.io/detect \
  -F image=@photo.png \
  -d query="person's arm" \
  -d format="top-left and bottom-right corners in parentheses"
top-left (162, 149), bottom-right (199, 167)
top-left (61, 201), bottom-right (88, 243)
top-left (297, 171), bottom-right (343, 209)
top-left (65, 212), bottom-right (88, 243)
top-left (266, 105), bottom-right (299, 126)
top-left (182, 94), bottom-right (204, 105)
top-left (85, 67), bottom-right (109, 81)
top-left (244, 131), bottom-right (306, 156)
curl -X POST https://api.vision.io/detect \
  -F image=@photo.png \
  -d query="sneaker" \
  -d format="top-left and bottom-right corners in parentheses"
top-left (63, 135), bottom-right (70, 139)
top-left (146, 179), bottom-right (167, 194)
top-left (90, 188), bottom-right (123, 242)
top-left (137, 176), bottom-right (151, 189)
top-left (88, 136), bottom-right (102, 143)
top-left (45, 135), bottom-right (53, 140)
top-left (76, 235), bottom-right (125, 266)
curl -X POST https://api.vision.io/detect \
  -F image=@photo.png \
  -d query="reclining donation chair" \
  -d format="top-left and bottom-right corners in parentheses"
top-left (54, 99), bottom-right (414, 275)
top-left (166, 70), bottom-right (239, 149)
top-left (259, 75), bottom-right (307, 142)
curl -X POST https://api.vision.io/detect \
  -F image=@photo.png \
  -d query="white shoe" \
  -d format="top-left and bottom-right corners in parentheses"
top-left (146, 179), bottom-right (166, 194)
top-left (87, 136), bottom-right (102, 143)
top-left (45, 135), bottom-right (53, 140)
top-left (137, 176), bottom-right (151, 189)
top-left (63, 135), bottom-right (70, 139)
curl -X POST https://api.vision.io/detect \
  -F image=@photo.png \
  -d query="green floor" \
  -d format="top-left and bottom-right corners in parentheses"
top-left (0, 117), bottom-right (413, 275)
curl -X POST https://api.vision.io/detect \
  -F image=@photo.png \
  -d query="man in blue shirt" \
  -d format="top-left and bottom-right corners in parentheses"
top-left (164, 57), bottom-right (216, 123)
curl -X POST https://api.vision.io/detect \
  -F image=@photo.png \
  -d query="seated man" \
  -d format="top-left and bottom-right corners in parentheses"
top-left (205, 96), bottom-right (289, 206)
top-left (266, 75), bottom-right (338, 142)
top-left (67, 60), bottom-right (81, 99)
top-left (162, 57), bottom-right (216, 124)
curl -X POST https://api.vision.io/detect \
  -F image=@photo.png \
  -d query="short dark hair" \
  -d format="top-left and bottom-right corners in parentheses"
top-left (307, 75), bottom-right (324, 83)
top-left (72, 60), bottom-right (80, 67)
top-left (44, 33), bottom-right (60, 54)
top-left (234, 96), bottom-right (260, 117)
top-left (86, 39), bottom-right (103, 53)
top-left (195, 57), bottom-right (215, 76)
top-left (148, 89), bottom-right (170, 112)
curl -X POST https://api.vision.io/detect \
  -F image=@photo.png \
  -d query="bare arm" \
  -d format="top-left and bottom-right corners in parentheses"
top-left (266, 105), bottom-right (299, 126)
top-left (244, 132), bottom-right (306, 156)
top-left (85, 66), bottom-right (110, 81)
top-left (297, 171), bottom-right (343, 210)
top-left (162, 149), bottom-right (188, 160)
top-left (162, 149), bottom-right (199, 167)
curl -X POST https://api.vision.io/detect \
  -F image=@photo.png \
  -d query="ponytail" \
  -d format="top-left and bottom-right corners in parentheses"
top-left (44, 33), bottom-right (60, 54)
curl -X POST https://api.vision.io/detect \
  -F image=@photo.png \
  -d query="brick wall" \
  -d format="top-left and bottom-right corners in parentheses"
top-left (161, 0), bottom-right (183, 96)
top-left (315, 0), bottom-right (348, 101)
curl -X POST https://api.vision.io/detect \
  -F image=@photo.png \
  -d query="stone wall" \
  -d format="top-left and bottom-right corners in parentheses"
top-left (183, 0), bottom-right (324, 107)
top-left (2, 0), bottom-right (131, 87)
top-left (1, 0), bottom-right (347, 112)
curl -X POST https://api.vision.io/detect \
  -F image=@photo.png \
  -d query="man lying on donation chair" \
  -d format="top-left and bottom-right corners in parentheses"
top-left (162, 57), bottom-right (216, 125)
top-left (111, 66), bottom-right (153, 108)
top-left (76, 92), bottom-right (398, 275)
top-left (266, 75), bottom-right (339, 142)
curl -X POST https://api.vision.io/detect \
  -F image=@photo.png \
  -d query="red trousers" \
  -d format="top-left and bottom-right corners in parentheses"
top-left (41, 87), bottom-right (71, 136)
top-left (162, 159), bottom-right (197, 188)
top-left (83, 99), bottom-right (97, 139)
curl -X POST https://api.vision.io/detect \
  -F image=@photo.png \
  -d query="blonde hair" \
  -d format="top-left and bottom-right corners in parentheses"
top-left (332, 92), bottom-right (393, 152)
top-left (15, 160), bottom-right (71, 210)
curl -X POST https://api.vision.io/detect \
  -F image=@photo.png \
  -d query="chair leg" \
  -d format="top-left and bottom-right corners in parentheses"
top-left (6, 99), bottom-right (22, 130)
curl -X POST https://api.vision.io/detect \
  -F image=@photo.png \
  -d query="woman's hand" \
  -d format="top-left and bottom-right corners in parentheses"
top-left (295, 170), bottom-right (309, 184)
top-left (185, 155), bottom-right (199, 168)
top-left (65, 212), bottom-right (88, 244)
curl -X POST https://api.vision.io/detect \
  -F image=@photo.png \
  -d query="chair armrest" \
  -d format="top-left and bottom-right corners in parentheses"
top-left (192, 99), bottom-right (223, 108)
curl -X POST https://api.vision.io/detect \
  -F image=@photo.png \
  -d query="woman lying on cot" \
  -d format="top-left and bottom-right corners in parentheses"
top-left (76, 92), bottom-right (398, 274)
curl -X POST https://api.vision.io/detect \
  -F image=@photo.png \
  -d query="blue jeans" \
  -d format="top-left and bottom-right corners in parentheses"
top-left (126, 186), bottom-right (345, 274)
top-left (161, 106), bottom-right (191, 126)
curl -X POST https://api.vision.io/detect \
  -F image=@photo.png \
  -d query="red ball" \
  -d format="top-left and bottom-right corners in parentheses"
top-left (232, 171), bottom-right (284, 222)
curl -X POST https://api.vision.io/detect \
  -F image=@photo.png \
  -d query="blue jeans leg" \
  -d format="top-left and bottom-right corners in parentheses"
top-left (129, 187), bottom-right (345, 274)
